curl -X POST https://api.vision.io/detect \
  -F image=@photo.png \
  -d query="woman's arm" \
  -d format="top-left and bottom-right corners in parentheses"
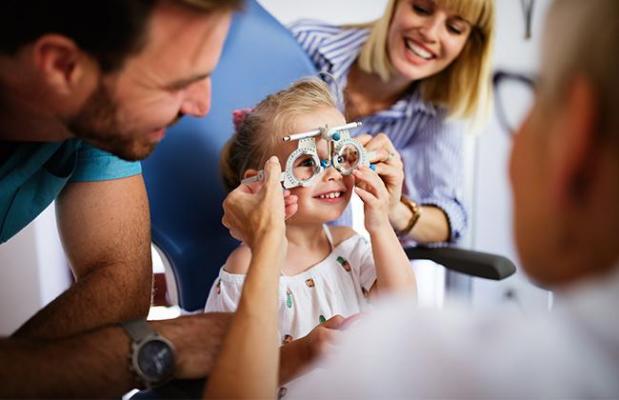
top-left (204, 157), bottom-right (288, 399)
top-left (389, 201), bottom-right (450, 243)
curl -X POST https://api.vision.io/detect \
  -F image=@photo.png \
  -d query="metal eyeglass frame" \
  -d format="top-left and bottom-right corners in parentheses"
top-left (241, 121), bottom-right (375, 189)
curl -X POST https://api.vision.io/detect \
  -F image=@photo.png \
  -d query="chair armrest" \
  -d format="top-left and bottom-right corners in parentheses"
top-left (404, 247), bottom-right (517, 280)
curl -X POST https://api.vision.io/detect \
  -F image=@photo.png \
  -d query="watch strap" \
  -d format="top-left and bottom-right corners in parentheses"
top-left (122, 319), bottom-right (155, 342)
top-left (396, 195), bottom-right (422, 237)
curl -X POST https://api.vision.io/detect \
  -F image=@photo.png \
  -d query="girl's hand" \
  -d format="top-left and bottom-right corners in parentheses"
top-left (222, 157), bottom-right (294, 250)
top-left (356, 133), bottom-right (405, 224)
top-left (353, 165), bottom-right (393, 233)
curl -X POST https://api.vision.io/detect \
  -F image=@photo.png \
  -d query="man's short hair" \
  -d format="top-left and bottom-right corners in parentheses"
top-left (0, 0), bottom-right (243, 72)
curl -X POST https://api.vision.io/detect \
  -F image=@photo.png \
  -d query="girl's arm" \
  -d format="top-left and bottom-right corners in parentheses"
top-left (353, 166), bottom-right (416, 294)
top-left (204, 157), bottom-right (287, 399)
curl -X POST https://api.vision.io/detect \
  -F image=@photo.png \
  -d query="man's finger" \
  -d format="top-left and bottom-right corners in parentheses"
top-left (263, 156), bottom-right (282, 192)
top-left (321, 314), bottom-right (346, 330)
top-left (284, 203), bottom-right (298, 220)
top-left (340, 313), bottom-right (364, 329)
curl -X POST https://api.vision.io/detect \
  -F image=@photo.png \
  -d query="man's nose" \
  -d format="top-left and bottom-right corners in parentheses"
top-left (180, 78), bottom-right (212, 117)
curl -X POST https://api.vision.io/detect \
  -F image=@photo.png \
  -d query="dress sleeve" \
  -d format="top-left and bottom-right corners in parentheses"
top-left (399, 115), bottom-right (468, 243)
top-left (203, 268), bottom-right (246, 313)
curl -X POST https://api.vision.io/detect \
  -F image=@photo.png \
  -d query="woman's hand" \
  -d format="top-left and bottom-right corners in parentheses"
top-left (222, 156), bottom-right (296, 250)
top-left (353, 165), bottom-right (393, 233)
top-left (356, 133), bottom-right (405, 224)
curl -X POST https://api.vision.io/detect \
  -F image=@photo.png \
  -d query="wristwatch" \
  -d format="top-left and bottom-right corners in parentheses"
top-left (122, 319), bottom-right (176, 388)
top-left (396, 195), bottom-right (422, 237)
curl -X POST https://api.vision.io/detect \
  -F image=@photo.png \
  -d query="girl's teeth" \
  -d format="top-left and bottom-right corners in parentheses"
top-left (319, 192), bottom-right (341, 199)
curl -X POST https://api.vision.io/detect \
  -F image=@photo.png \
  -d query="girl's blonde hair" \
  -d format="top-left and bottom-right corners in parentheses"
top-left (356, 0), bottom-right (495, 121)
top-left (220, 77), bottom-right (337, 192)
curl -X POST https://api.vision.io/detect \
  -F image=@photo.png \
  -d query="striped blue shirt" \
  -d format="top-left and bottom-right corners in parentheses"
top-left (290, 20), bottom-right (467, 243)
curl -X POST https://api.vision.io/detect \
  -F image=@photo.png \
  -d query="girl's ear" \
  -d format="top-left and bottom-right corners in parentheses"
top-left (243, 169), bottom-right (259, 179)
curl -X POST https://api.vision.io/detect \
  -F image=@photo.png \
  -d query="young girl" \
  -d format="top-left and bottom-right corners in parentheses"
top-left (205, 77), bottom-right (415, 384)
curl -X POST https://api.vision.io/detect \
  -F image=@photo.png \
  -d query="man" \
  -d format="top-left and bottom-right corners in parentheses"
top-left (288, 0), bottom-right (619, 397)
top-left (0, 0), bottom-right (243, 397)
top-left (211, 0), bottom-right (619, 397)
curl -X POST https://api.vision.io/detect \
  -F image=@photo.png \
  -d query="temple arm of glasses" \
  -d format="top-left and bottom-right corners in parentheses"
top-left (240, 170), bottom-right (285, 186)
top-left (283, 122), bottom-right (363, 142)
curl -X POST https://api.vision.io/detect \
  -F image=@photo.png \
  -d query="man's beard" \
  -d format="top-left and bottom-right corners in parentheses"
top-left (68, 81), bottom-right (157, 162)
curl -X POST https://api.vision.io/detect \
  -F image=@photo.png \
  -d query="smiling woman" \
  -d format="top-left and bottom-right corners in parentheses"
top-left (290, 0), bottom-right (495, 245)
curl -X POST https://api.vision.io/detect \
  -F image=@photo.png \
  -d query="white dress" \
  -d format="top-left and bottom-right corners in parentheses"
top-left (204, 225), bottom-right (377, 344)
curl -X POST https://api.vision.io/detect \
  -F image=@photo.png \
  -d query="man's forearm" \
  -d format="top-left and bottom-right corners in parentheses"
top-left (205, 234), bottom-right (284, 399)
top-left (279, 338), bottom-right (311, 385)
top-left (1, 313), bottom-right (232, 398)
top-left (0, 326), bottom-right (135, 398)
top-left (13, 262), bottom-right (151, 339)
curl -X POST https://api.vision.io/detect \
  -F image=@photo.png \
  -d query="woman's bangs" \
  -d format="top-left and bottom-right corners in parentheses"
top-left (438, 0), bottom-right (491, 29)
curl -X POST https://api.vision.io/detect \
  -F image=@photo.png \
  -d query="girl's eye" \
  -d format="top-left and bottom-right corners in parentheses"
top-left (300, 158), bottom-right (316, 167)
top-left (295, 157), bottom-right (316, 168)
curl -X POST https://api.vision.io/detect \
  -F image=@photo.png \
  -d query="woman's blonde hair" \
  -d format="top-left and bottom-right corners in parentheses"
top-left (220, 77), bottom-right (337, 192)
top-left (356, 0), bottom-right (495, 121)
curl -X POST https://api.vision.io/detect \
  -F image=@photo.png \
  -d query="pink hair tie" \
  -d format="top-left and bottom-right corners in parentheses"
top-left (232, 108), bottom-right (253, 131)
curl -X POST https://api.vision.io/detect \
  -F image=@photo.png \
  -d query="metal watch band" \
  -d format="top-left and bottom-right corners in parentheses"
top-left (122, 319), bottom-right (155, 342)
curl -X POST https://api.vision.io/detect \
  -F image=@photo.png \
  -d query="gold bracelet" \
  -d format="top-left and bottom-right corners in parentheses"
top-left (396, 196), bottom-right (422, 237)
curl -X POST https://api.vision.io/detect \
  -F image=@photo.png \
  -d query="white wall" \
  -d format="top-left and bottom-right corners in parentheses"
top-left (471, 0), bottom-right (553, 312)
top-left (258, 0), bottom-right (387, 25)
top-left (0, 204), bottom-right (71, 335)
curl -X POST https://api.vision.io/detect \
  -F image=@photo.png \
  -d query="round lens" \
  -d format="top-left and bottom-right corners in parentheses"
top-left (292, 154), bottom-right (320, 182)
top-left (335, 144), bottom-right (360, 175)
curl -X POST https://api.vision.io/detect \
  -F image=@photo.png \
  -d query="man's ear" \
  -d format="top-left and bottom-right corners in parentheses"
top-left (549, 75), bottom-right (600, 207)
top-left (243, 169), bottom-right (259, 179)
top-left (32, 34), bottom-right (95, 95)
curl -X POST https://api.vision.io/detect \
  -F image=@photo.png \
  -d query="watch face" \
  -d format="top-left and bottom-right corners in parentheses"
top-left (137, 339), bottom-right (174, 381)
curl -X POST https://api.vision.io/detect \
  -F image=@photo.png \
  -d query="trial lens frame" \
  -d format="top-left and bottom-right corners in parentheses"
top-left (241, 121), bottom-right (375, 189)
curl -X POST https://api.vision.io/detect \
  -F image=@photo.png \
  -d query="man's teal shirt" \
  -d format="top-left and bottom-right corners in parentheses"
top-left (0, 139), bottom-right (141, 243)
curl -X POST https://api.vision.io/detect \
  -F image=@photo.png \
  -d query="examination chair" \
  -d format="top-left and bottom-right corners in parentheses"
top-left (137, 1), bottom-right (515, 397)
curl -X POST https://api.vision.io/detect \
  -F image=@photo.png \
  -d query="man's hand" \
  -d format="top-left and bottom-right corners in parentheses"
top-left (222, 157), bottom-right (296, 248)
top-left (279, 315), bottom-right (359, 384)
